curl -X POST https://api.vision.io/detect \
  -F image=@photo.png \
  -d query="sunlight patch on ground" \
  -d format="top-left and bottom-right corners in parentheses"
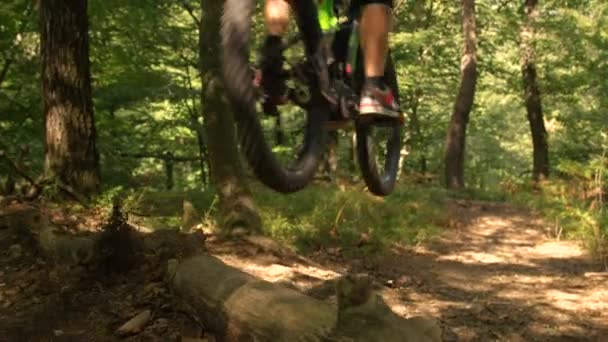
top-left (545, 289), bottom-right (588, 310)
top-left (382, 288), bottom-right (460, 318)
top-left (534, 241), bottom-right (585, 258)
top-left (437, 252), bottom-right (510, 264)
top-left (215, 254), bottom-right (340, 285)
top-left (475, 217), bottom-right (513, 229)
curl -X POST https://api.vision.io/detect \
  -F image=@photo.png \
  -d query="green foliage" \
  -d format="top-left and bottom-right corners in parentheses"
top-left (93, 182), bottom-right (449, 256)
top-left (0, 0), bottom-right (41, 172)
top-left (1, 0), bottom-right (606, 259)
top-left (254, 183), bottom-right (448, 255)
top-left (119, 188), bottom-right (214, 217)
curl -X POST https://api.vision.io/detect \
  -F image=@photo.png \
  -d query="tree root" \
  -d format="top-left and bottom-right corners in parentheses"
top-left (0, 148), bottom-right (89, 206)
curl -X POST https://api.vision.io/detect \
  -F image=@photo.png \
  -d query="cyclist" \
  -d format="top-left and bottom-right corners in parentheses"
top-left (262, 0), bottom-right (400, 121)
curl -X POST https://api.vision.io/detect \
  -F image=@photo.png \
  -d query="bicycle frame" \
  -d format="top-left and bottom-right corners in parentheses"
top-left (317, 0), bottom-right (359, 81)
top-left (315, 0), bottom-right (364, 120)
top-left (281, 1), bottom-right (368, 121)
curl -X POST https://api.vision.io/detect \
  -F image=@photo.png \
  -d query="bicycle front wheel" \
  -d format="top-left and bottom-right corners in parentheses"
top-left (221, 0), bottom-right (329, 193)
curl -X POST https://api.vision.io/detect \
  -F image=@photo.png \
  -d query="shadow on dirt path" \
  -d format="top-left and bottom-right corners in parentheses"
top-left (374, 201), bottom-right (607, 341)
top-left (210, 201), bottom-right (608, 342)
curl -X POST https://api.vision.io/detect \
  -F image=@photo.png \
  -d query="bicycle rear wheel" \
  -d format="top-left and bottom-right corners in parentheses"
top-left (355, 55), bottom-right (403, 196)
top-left (221, 0), bottom-right (329, 193)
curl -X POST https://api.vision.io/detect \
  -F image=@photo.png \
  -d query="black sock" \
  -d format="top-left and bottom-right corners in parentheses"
top-left (262, 35), bottom-right (284, 67)
top-left (264, 35), bottom-right (283, 47)
top-left (366, 76), bottom-right (385, 88)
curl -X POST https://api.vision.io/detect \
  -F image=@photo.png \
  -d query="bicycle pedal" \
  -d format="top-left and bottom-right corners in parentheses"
top-left (321, 89), bottom-right (339, 106)
top-left (252, 68), bottom-right (262, 87)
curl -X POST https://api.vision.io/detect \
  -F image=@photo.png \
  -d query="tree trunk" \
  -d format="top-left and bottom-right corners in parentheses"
top-left (195, 124), bottom-right (209, 187)
top-left (349, 132), bottom-right (358, 173)
top-left (444, 0), bottom-right (477, 189)
top-left (184, 62), bottom-right (209, 187)
top-left (163, 152), bottom-right (174, 190)
top-left (40, 0), bottom-right (100, 196)
top-left (409, 2), bottom-right (433, 176)
top-left (187, 106), bottom-right (209, 187)
top-left (521, 0), bottom-right (549, 182)
top-left (275, 115), bottom-right (286, 146)
top-left (407, 88), bottom-right (426, 174)
top-left (199, 0), bottom-right (261, 233)
top-left (0, 59), bottom-right (12, 89)
top-left (320, 131), bottom-right (338, 181)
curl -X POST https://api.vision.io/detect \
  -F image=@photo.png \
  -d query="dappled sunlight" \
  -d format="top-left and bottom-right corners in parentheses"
top-left (438, 251), bottom-right (512, 264)
top-left (218, 254), bottom-right (341, 284)
top-left (211, 245), bottom-right (341, 290)
top-left (544, 288), bottom-right (588, 310)
top-left (207, 201), bottom-right (608, 340)
top-left (403, 204), bottom-right (608, 340)
top-left (534, 241), bottom-right (586, 258)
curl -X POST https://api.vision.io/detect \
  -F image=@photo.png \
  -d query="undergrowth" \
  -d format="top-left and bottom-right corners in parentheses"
top-left (93, 182), bottom-right (450, 256)
top-left (253, 182), bottom-right (449, 255)
top-left (509, 180), bottom-right (607, 266)
top-left (92, 177), bottom-right (607, 266)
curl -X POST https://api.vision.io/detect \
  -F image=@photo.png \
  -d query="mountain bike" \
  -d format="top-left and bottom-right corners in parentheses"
top-left (221, 0), bottom-right (403, 196)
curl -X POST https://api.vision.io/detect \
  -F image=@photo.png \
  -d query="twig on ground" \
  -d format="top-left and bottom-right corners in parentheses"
top-left (0, 149), bottom-right (89, 207)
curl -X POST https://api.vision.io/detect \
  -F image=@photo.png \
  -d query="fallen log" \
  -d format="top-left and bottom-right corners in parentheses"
top-left (0, 203), bottom-right (205, 268)
top-left (169, 255), bottom-right (441, 342)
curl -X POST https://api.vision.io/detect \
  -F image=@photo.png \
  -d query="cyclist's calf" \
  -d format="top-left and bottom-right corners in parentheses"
top-left (265, 0), bottom-right (291, 35)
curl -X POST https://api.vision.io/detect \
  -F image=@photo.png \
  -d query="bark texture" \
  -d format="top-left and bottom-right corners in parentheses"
top-left (320, 131), bottom-right (338, 181)
top-left (521, 0), bottom-right (549, 181)
top-left (40, 0), bottom-right (100, 196)
top-left (444, 0), bottom-right (478, 189)
top-left (199, 0), bottom-right (261, 233)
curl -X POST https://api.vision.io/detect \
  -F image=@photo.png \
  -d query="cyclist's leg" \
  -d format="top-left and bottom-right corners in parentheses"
top-left (361, 1), bottom-right (391, 78)
top-left (265, 0), bottom-right (290, 35)
top-left (358, 0), bottom-right (400, 119)
top-left (262, 0), bottom-right (291, 103)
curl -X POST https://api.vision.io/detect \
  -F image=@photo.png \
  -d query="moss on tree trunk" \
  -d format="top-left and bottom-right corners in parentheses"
top-left (199, 0), bottom-right (261, 234)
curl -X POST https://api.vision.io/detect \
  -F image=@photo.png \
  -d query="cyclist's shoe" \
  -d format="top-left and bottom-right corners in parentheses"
top-left (259, 35), bottom-right (288, 105)
top-left (358, 81), bottom-right (402, 124)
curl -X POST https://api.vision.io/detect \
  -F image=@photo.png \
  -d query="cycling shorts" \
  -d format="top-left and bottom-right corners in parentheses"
top-left (356, 0), bottom-right (393, 8)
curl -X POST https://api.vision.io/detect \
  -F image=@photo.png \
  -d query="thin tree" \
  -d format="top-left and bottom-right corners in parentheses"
top-left (520, 0), bottom-right (549, 181)
top-left (444, 0), bottom-right (478, 189)
top-left (40, 0), bottom-right (100, 196)
top-left (199, 0), bottom-right (261, 233)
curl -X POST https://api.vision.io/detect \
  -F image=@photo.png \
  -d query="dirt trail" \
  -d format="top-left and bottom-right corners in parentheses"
top-left (211, 201), bottom-right (608, 342)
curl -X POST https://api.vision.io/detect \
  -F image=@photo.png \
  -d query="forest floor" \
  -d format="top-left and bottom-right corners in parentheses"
top-left (209, 200), bottom-right (608, 341)
top-left (0, 199), bottom-right (606, 341)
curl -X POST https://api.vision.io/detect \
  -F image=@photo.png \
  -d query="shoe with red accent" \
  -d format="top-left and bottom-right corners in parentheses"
top-left (358, 82), bottom-right (401, 123)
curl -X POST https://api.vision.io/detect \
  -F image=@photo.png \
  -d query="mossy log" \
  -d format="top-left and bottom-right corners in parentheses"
top-left (169, 255), bottom-right (441, 342)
